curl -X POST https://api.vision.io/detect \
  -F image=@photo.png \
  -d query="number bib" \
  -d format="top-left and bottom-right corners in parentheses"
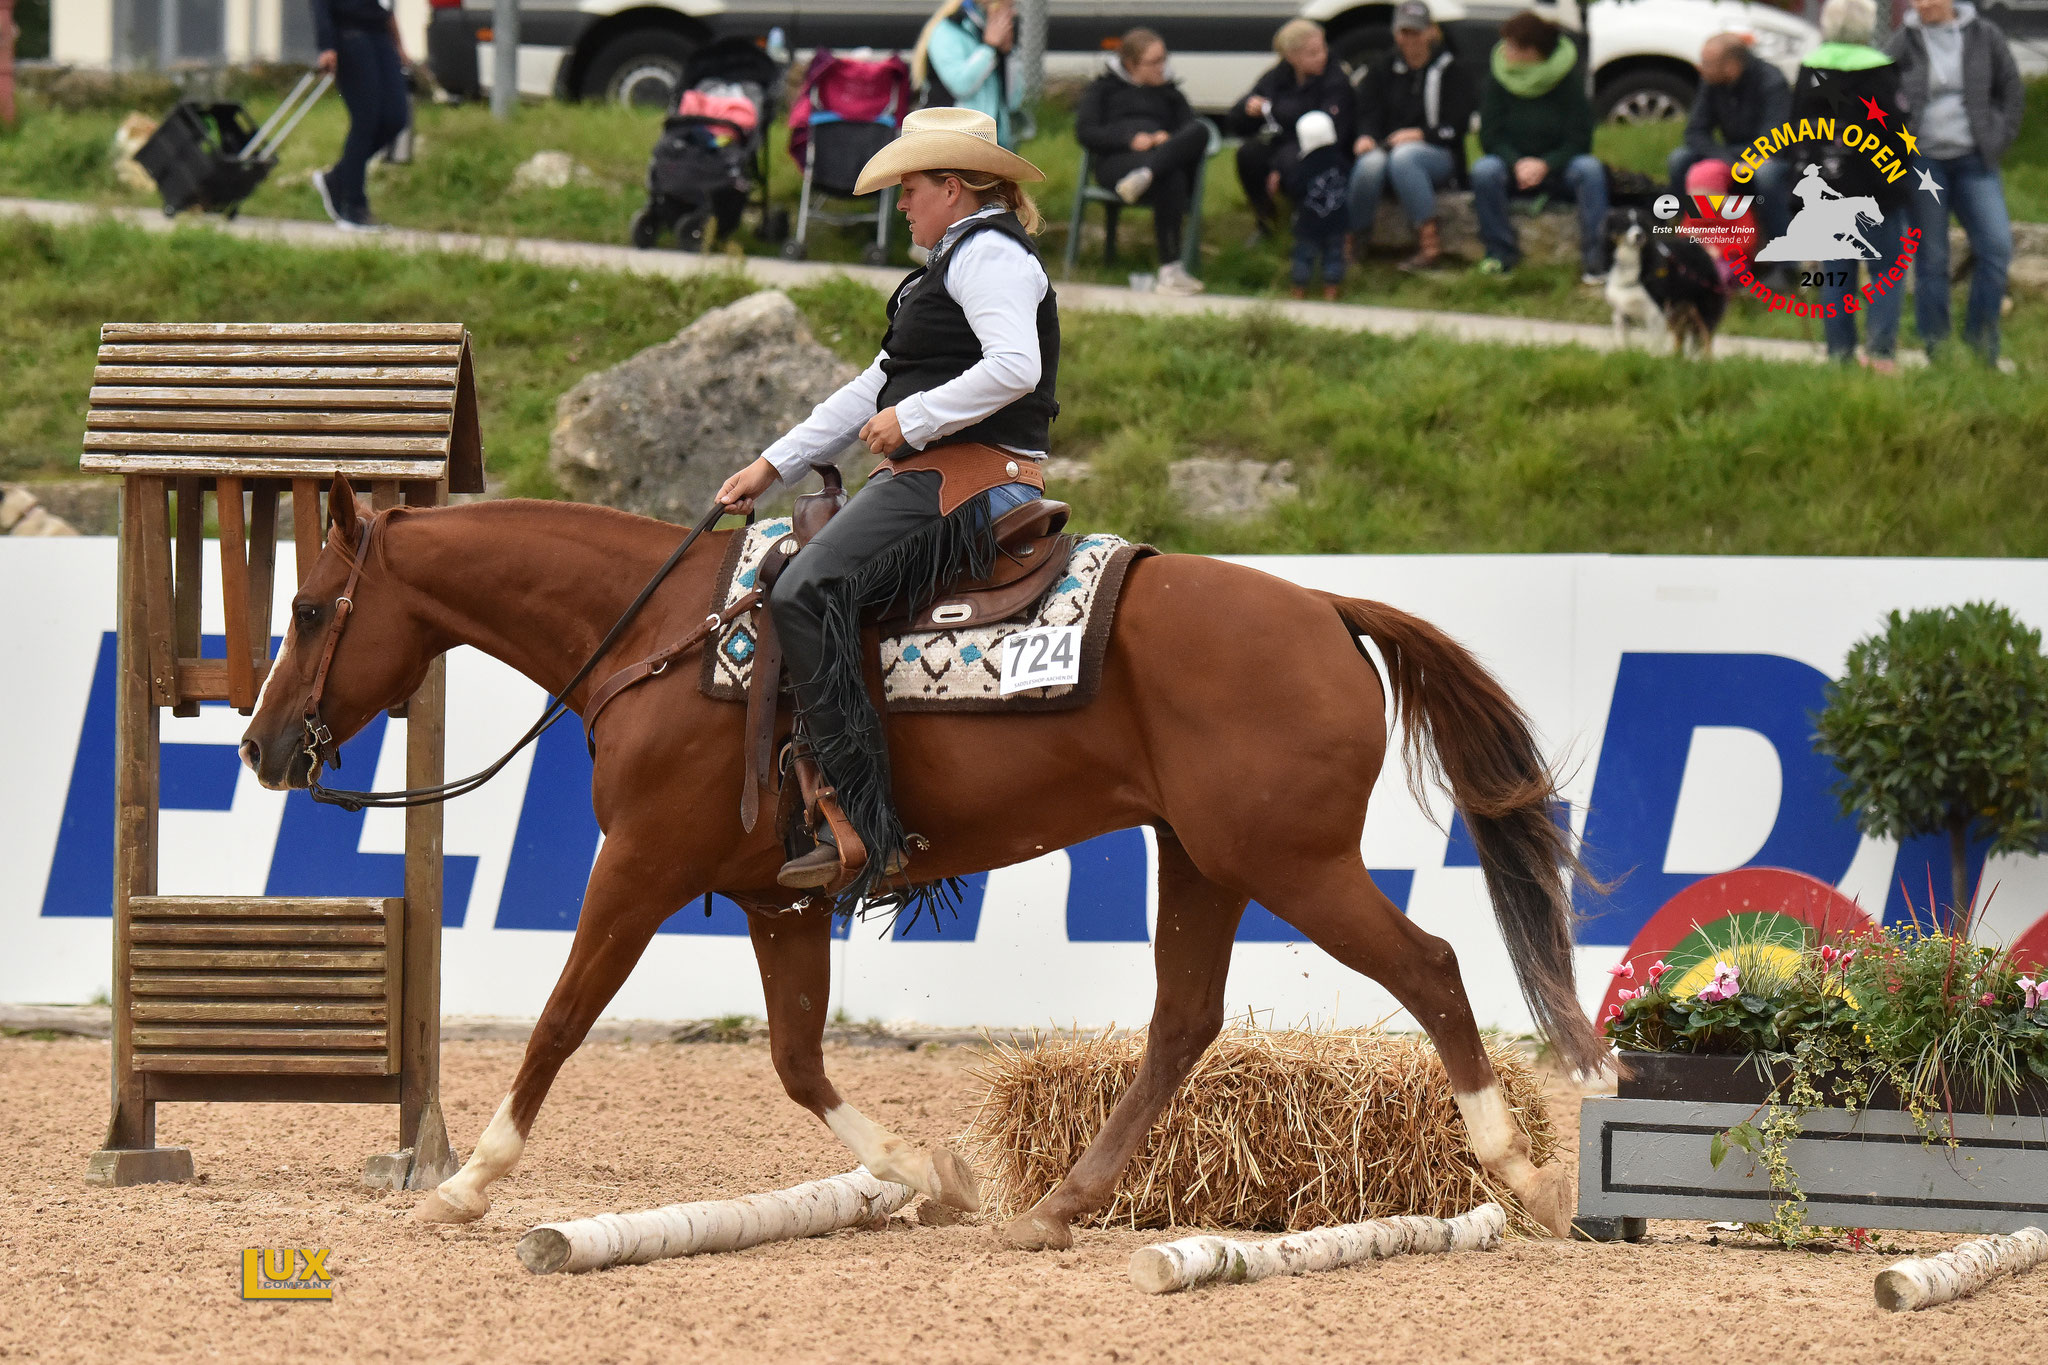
top-left (998, 624), bottom-right (1084, 696)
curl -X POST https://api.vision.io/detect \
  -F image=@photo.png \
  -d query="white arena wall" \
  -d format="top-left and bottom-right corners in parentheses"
top-left (5, 539), bottom-right (2045, 1033)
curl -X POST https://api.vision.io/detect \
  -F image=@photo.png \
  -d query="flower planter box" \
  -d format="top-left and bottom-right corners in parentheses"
top-left (1575, 1052), bottom-right (2048, 1238)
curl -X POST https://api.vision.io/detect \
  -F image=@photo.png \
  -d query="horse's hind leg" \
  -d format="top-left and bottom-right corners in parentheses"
top-left (997, 832), bottom-right (1248, 1250)
top-left (414, 837), bottom-right (677, 1224)
top-left (1251, 860), bottom-right (1575, 1236)
top-left (748, 907), bottom-right (980, 1211)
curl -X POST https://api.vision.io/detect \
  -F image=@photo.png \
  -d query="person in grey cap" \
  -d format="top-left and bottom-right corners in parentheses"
top-left (1348, 0), bottom-right (1474, 272)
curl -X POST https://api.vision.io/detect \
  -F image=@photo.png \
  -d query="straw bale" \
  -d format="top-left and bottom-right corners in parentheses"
top-left (964, 1026), bottom-right (1557, 1236)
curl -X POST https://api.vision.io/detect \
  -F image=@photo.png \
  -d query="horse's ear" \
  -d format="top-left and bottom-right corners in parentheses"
top-left (328, 475), bottom-right (360, 551)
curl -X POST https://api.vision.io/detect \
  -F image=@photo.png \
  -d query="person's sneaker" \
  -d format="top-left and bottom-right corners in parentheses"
top-left (1475, 256), bottom-right (1511, 276)
top-left (310, 169), bottom-right (348, 228)
top-left (338, 211), bottom-right (388, 234)
top-left (1155, 261), bottom-right (1205, 296)
top-left (1322, 283), bottom-right (1341, 302)
top-left (1581, 270), bottom-right (1605, 287)
top-left (1114, 165), bottom-right (1154, 205)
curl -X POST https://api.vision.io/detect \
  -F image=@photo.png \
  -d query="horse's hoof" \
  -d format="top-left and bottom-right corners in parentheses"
top-left (1520, 1162), bottom-right (1575, 1239)
top-left (930, 1147), bottom-right (981, 1213)
top-left (995, 1211), bottom-right (1072, 1251)
top-left (412, 1185), bottom-right (488, 1225)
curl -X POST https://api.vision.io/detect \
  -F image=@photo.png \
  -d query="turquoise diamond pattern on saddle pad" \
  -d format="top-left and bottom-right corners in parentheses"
top-left (707, 527), bottom-right (1135, 708)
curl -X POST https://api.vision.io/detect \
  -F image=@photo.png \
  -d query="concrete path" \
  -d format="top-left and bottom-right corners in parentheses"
top-left (3, 194), bottom-right (1832, 363)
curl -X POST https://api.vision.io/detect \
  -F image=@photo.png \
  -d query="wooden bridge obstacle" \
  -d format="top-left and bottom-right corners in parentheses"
top-left (77, 322), bottom-right (484, 1190)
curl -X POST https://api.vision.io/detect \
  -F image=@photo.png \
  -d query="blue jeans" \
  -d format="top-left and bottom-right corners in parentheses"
top-left (984, 480), bottom-right (1043, 515)
top-left (1469, 153), bottom-right (1609, 272)
top-left (1909, 153), bottom-right (2012, 363)
top-left (329, 26), bottom-right (410, 217)
top-left (1666, 147), bottom-right (1792, 244)
top-left (1291, 232), bottom-right (1346, 285)
top-left (1822, 209), bottom-right (1907, 360)
top-left (1348, 141), bottom-right (1458, 231)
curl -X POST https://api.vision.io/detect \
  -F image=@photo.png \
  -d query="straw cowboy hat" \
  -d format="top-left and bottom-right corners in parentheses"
top-left (852, 107), bottom-right (1045, 196)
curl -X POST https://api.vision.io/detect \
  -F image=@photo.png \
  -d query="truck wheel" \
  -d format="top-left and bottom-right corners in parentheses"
top-left (581, 30), bottom-right (694, 109)
top-left (1597, 70), bottom-right (1696, 124)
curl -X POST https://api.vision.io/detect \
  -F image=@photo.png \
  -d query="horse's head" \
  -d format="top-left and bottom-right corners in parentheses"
top-left (240, 475), bottom-right (434, 790)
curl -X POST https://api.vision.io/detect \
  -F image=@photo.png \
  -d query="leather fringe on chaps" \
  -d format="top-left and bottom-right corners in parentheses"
top-left (793, 489), bottom-right (998, 922)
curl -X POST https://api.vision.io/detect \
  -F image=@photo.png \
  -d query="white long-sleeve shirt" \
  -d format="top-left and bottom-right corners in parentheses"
top-left (761, 205), bottom-right (1049, 483)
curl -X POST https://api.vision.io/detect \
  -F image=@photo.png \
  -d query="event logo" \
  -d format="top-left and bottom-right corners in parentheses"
top-left (240, 1248), bottom-right (334, 1300)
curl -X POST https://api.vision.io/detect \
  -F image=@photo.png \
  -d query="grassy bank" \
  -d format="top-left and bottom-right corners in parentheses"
top-left (2, 77), bottom-right (2042, 343)
top-left (6, 216), bottom-right (2044, 557)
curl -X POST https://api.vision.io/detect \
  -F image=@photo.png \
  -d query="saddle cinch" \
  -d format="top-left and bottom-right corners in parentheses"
top-left (740, 463), bottom-right (1076, 861)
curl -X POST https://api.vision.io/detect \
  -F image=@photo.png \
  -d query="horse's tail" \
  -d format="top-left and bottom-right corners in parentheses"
top-left (1324, 594), bottom-right (1607, 1077)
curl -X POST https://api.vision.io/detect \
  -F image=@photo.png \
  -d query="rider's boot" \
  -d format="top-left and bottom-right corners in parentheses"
top-left (777, 749), bottom-right (869, 890)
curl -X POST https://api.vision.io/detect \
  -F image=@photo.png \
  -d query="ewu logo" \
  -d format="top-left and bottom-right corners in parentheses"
top-left (1651, 193), bottom-right (1756, 223)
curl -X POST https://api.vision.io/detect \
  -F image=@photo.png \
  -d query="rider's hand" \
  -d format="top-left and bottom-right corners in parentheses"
top-left (717, 457), bottom-right (779, 514)
top-left (859, 408), bottom-right (905, 456)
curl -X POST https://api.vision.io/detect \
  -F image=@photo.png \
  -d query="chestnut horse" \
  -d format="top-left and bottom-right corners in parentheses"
top-left (240, 482), bottom-right (1601, 1245)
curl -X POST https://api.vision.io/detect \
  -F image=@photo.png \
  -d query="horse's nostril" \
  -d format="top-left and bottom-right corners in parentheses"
top-left (239, 738), bottom-right (261, 772)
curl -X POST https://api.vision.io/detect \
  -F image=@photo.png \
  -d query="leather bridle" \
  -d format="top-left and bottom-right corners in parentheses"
top-left (299, 497), bottom-right (734, 812)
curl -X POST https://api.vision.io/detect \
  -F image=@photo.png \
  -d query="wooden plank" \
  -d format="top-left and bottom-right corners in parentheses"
top-left (91, 386), bottom-right (457, 410)
top-left (94, 364), bottom-right (458, 386)
top-left (134, 1028), bottom-right (388, 1050)
top-left (130, 974), bottom-right (386, 997)
top-left (171, 477), bottom-right (201, 718)
top-left (248, 481), bottom-right (277, 706)
top-left (129, 948), bottom-right (387, 971)
top-left (131, 895), bottom-right (393, 918)
top-left (88, 409), bottom-right (456, 434)
top-left (107, 477), bottom-right (162, 1149)
top-left (133, 1054), bottom-right (394, 1076)
top-left (215, 476), bottom-right (255, 709)
top-left (98, 344), bottom-right (464, 364)
top-left (292, 478), bottom-right (322, 584)
top-left (135, 477), bottom-right (178, 709)
top-left (129, 922), bottom-right (387, 946)
top-left (82, 454), bottom-right (450, 480)
top-left (174, 658), bottom-right (229, 701)
top-left (101, 323), bottom-right (466, 343)
top-left (86, 431), bottom-right (451, 456)
top-left (144, 1072), bottom-right (400, 1103)
top-left (131, 1001), bottom-right (389, 1024)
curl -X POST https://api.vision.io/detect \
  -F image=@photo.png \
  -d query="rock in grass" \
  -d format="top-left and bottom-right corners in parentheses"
top-left (549, 291), bottom-right (855, 522)
top-left (511, 150), bottom-right (596, 192)
top-left (1170, 457), bottom-right (1297, 520)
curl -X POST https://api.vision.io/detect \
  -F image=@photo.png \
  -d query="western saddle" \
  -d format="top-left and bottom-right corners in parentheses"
top-left (746, 465), bottom-right (1076, 896)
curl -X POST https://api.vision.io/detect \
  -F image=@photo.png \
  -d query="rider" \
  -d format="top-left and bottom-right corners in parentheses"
top-left (716, 107), bottom-right (1058, 906)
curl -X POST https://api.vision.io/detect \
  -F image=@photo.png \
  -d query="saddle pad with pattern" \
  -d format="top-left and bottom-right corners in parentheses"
top-left (698, 518), bottom-right (1152, 712)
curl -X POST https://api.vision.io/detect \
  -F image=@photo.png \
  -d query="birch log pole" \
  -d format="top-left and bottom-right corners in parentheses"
top-left (1129, 1203), bottom-right (1505, 1295)
top-left (517, 1168), bottom-right (916, 1275)
top-left (1873, 1227), bottom-right (2048, 1311)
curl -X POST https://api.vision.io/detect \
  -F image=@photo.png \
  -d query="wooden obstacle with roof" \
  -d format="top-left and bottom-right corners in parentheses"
top-left (79, 322), bottom-right (483, 1191)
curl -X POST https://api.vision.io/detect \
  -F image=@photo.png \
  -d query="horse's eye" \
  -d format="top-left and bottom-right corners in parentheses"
top-left (294, 603), bottom-right (319, 632)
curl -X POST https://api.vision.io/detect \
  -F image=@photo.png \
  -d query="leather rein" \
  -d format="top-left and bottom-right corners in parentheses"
top-left (303, 498), bottom-right (740, 812)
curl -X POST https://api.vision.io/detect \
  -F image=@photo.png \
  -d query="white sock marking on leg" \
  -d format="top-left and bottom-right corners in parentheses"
top-left (438, 1094), bottom-right (522, 1210)
top-left (1454, 1088), bottom-right (1520, 1167)
top-left (822, 1102), bottom-right (935, 1196)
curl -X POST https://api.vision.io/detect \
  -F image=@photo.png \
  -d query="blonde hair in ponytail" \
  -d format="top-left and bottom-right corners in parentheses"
top-left (935, 168), bottom-right (1043, 235)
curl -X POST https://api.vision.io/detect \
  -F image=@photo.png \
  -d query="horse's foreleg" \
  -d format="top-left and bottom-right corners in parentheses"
top-left (1255, 862), bottom-right (1575, 1237)
top-left (997, 833), bottom-right (1247, 1251)
top-left (748, 908), bottom-right (980, 1212)
top-left (414, 842), bottom-right (677, 1225)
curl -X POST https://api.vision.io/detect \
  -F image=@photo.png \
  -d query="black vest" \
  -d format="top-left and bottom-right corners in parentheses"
top-left (876, 211), bottom-right (1059, 452)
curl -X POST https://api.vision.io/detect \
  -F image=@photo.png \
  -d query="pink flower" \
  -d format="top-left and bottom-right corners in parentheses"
top-left (1608, 960), bottom-right (1636, 981)
top-left (2022, 977), bottom-right (2042, 1010)
top-left (1820, 945), bottom-right (1838, 965)
top-left (1842, 949), bottom-right (1858, 966)
top-left (1604, 1003), bottom-right (1623, 1024)
top-left (1696, 960), bottom-right (1741, 1004)
top-left (1617, 987), bottom-right (1641, 1003)
top-left (1979, 991), bottom-right (1997, 1008)
top-left (1646, 959), bottom-right (1670, 985)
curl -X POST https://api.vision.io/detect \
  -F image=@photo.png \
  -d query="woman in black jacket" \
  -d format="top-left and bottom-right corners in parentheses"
top-left (1075, 29), bottom-right (1210, 295)
top-left (309, 0), bottom-right (410, 231)
top-left (1227, 19), bottom-right (1356, 239)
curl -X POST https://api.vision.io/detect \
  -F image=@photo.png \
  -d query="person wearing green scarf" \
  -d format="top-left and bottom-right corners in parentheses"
top-left (1470, 10), bottom-right (1607, 281)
